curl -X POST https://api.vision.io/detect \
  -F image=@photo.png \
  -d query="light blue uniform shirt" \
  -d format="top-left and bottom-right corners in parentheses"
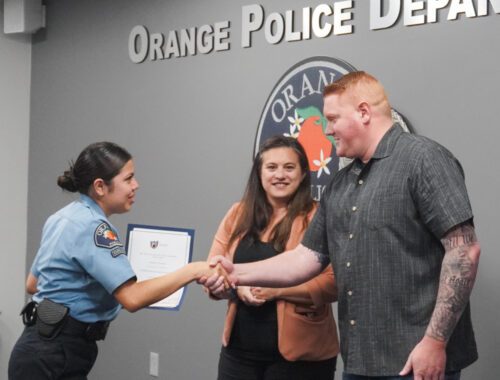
top-left (31, 194), bottom-right (136, 322)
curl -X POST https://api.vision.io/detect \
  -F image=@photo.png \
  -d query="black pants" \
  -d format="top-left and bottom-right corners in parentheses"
top-left (218, 347), bottom-right (337, 380)
top-left (8, 324), bottom-right (98, 380)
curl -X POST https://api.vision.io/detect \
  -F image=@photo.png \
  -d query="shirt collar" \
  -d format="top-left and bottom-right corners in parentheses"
top-left (370, 123), bottom-right (405, 160)
top-left (79, 193), bottom-right (106, 218)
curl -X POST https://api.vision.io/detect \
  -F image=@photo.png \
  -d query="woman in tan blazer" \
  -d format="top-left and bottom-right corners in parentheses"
top-left (206, 136), bottom-right (339, 380)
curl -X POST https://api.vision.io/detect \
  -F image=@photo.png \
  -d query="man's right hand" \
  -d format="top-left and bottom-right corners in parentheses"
top-left (209, 255), bottom-right (237, 287)
top-left (197, 256), bottom-right (236, 298)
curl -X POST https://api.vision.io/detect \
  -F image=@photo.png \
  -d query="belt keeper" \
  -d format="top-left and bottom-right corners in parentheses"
top-left (85, 321), bottom-right (110, 341)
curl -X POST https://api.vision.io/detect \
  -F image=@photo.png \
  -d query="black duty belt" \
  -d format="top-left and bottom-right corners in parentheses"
top-left (21, 300), bottom-right (110, 341)
top-left (64, 316), bottom-right (110, 341)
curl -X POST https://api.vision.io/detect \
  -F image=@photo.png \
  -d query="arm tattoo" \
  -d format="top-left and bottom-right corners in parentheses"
top-left (426, 223), bottom-right (479, 342)
top-left (441, 224), bottom-right (477, 250)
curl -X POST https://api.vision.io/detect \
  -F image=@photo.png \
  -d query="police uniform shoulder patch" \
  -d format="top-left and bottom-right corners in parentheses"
top-left (111, 246), bottom-right (126, 258)
top-left (94, 222), bottom-right (123, 250)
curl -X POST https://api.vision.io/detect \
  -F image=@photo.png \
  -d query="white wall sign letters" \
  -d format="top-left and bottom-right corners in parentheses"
top-left (128, 0), bottom-right (499, 63)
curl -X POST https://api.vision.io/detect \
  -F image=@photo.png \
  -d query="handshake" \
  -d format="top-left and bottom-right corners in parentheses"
top-left (195, 255), bottom-right (287, 305)
top-left (197, 256), bottom-right (238, 299)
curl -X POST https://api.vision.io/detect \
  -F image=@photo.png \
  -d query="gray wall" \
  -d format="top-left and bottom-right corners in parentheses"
top-left (0, 1), bottom-right (31, 376)
top-left (24, 1), bottom-right (499, 379)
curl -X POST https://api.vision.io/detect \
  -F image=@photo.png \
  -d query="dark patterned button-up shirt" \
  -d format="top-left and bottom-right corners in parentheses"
top-left (302, 124), bottom-right (478, 376)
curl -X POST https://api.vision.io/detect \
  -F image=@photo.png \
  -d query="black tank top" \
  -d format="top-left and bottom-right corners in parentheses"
top-left (228, 236), bottom-right (282, 360)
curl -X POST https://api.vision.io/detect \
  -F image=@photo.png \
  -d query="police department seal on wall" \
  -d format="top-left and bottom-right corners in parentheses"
top-left (255, 56), bottom-right (412, 201)
top-left (255, 57), bottom-right (356, 201)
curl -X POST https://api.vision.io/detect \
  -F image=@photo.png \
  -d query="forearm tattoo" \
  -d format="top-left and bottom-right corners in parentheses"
top-left (426, 223), bottom-right (479, 341)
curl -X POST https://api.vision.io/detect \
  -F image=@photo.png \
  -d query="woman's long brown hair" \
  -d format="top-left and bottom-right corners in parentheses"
top-left (228, 136), bottom-right (314, 253)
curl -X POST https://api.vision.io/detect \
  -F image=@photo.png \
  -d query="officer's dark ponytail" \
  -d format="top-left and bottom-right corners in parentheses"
top-left (57, 142), bottom-right (132, 194)
top-left (57, 168), bottom-right (79, 192)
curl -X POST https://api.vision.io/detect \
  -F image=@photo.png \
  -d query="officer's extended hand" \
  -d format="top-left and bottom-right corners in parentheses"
top-left (208, 255), bottom-right (237, 288)
top-left (198, 261), bottom-right (232, 299)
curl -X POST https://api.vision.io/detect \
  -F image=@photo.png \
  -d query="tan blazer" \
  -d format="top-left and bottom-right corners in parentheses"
top-left (208, 203), bottom-right (339, 361)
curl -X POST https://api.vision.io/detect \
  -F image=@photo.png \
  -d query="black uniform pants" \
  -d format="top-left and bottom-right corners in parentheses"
top-left (8, 324), bottom-right (98, 380)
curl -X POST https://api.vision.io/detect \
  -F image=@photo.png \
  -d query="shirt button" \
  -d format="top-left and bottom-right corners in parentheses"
top-left (347, 290), bottom-right (353, 296)
top-left (349, 233), bottom-right (354, 239)
top-left (352, 206), bottom-right (357, 212)
top-left (350, 320), bottom-right (356, 326)
top-left (346, 262), bottom-right (351, 267)
top-left (358, 180), bottom-right (363, 185)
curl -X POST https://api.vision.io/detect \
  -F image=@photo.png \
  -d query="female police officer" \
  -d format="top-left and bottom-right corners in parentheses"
top-left (8, 142), bottom-right (220, 379)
